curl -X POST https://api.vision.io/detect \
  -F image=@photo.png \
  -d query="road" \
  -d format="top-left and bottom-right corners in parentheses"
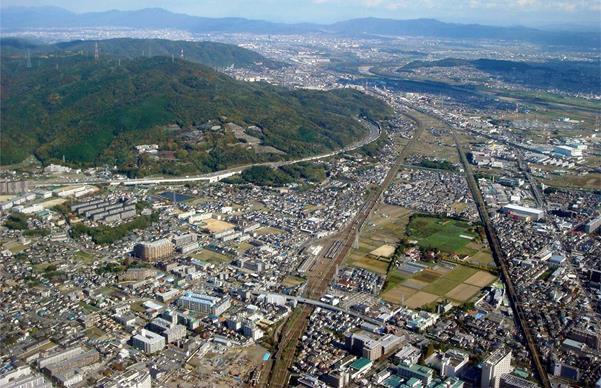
top-left (452, 131), bottom-right (551, 388)
top-left (263, 108), bottom-right (427, 387)
top-left (33, 119), bottom-right (381, 188)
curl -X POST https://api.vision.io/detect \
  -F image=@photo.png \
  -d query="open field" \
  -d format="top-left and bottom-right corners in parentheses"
top-left (405, 291), bottom-right (439, 309)
top-left (542, 173), bottom-right (601, 191)
top-left (446, 283), bottom-right (481, 302)
top-left (347, 255), bottom-right (389, 275)
top-left (202, 219), bottom-right (235, 233)
top-left (254, 226), bottom-right (286, 235)
top-left (282, 275), bottom-right (306, 287)
top-left (407, 215), bottom-right (493, 265)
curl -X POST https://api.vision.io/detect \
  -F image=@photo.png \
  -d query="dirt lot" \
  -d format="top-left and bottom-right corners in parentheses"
top-left (202, 219), bottom-right (235, 234)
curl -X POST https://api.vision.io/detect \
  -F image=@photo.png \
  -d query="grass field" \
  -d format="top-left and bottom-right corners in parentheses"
top-left (406, 215), bottom-right (493, 266)
top-left (282, 275), bottom-right (306, 288)
top-left (192, 249), bottom-right (232, 265)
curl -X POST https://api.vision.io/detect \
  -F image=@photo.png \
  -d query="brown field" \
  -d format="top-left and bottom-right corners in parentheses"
top-left (414, 270), bottom-right (441, 283)
top-left (405, 291), bottom-right (439, 309)
top-left (370, 244), bottom-right (396, 258)
top-left (464, 271), bottom-right (497, 288)
top-left (446, 284), bottom-right (481, 302)
top-left (402, 278), bottom-right (429, 290)
top-left (348, 256), bottom-right (389, 275)
top-left (381, 285), bottom-right (418, 304)
top-left (203, 219), bottom-right (235, 233)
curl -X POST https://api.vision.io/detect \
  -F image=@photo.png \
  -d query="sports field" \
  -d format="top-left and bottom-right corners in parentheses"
top-left (406, 215), bottom-right (493, 264)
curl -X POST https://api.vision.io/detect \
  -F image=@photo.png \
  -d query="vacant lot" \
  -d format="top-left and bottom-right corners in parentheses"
top-left (347, 255), bottom-right (389, 275)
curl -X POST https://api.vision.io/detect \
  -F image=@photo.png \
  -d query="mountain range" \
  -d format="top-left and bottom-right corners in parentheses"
top-left (0, 55), bottom-right (390, 175)
top-left (1, 6), bottom-right (599, 48)
top-left (0, 37), bottom-right (282, 69)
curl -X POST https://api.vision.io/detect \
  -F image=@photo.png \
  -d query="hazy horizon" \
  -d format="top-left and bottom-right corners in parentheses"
top-left (2, 1), bottom-right (600, 28)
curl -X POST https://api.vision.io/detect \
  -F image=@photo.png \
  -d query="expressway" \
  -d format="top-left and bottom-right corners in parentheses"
top-left (33, 119), bottom-right (381, 188)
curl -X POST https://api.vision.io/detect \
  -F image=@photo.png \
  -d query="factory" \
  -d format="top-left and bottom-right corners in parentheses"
top-left (501, 204), bottom-right (544, 221)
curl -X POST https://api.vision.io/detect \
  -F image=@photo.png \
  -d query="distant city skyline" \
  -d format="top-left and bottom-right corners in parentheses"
top-left (2, 0), bottom-right (600, 28)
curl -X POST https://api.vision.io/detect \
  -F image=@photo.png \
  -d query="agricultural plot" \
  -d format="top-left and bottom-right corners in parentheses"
top-left (345, 204), bottom-right (412, 275)
top-left (381, 262), bottom-right (496, 308)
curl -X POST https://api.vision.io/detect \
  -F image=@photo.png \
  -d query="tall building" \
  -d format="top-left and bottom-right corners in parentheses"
top-left (132, 329), bottom-right (165, 354)
top-left (481, 349), bottom-right (513, 388)
top-left (133, 239), bottom-right (174, 260)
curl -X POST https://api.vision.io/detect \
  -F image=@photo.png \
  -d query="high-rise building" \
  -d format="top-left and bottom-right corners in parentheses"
top-left (133, 239), bottom-right (174, 260)
top-left (481, 349), bottom-right (513, 388)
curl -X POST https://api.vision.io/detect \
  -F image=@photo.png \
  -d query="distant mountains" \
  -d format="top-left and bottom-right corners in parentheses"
top-left (1, 6), bottom-right (599, 48)
top-left (0, 56), bottom-right (390, 173)
top-left (401, 58), bottom-right (601, 94)
top-left (0, 37), bottom-right (282, 69)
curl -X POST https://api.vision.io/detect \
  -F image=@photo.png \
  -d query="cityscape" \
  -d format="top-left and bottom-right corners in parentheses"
top-left (0, 2), bottom-right (600, 388)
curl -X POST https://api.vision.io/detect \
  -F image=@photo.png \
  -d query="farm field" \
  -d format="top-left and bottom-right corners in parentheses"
top-left (381, 262), bottom-right (496, 308)
top-left (345, 204), bottom-right (412, 275)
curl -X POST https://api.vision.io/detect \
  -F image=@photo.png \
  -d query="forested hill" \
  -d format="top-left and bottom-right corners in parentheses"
top-left (0, 37), bottom-right (282, 70)
top-left (0, 56), bottom-right (391, 174)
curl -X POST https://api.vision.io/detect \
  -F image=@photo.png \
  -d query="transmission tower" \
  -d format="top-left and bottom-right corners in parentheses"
top-left (26, 49), bottom-right (32, 68)
top-left (94, 42), bottom-right (99, 61)
top-left (180, 48), bottom-right (184, 60)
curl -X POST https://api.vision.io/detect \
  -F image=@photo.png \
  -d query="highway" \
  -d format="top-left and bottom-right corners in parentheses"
top-left (33, 119), bottom-right (381, 188)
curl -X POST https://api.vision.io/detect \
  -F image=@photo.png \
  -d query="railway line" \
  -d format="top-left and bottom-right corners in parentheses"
top-left (264, 109), bottom-right (427, 387)
top-left (452, 131), bottom-right (552, 388)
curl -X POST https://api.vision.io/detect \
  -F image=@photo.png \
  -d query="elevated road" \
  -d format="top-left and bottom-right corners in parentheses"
top-left (33, 120), bottom-right (381, 188)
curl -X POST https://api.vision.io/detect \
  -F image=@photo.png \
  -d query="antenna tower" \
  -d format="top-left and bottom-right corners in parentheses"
top-left (26, 49), bottom-right (32, 68)
top-left (180, 49), bottom-right (184, 60)
top-left (94, 42), bottom-right (99, 61)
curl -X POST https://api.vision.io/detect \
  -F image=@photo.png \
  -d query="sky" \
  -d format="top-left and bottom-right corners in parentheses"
top-left (2, 0), bottom-right (601, 27)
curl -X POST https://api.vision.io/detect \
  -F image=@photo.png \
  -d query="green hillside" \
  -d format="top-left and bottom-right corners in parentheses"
top-left (0, 56), bottom-right (390, 176)
top-left (0, 37), bottom-right (281, 70)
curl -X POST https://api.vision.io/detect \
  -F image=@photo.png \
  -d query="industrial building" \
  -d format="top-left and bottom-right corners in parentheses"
top-left (177, 292), bottom-right (231, 316)
top-left (501, 204), bottom-right (544, 221)
top-left (98, 369), bottom-right (152, 388)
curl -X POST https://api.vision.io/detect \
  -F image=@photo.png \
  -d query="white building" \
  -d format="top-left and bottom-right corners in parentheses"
top-left (132, 329), bottom-right (165, 354)
top-left (481, 348), bottom-right (512, 388)
top-left (177, 292), bottom-right (231, 316)
top-left (502, 204), bottom-right (544, 221)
